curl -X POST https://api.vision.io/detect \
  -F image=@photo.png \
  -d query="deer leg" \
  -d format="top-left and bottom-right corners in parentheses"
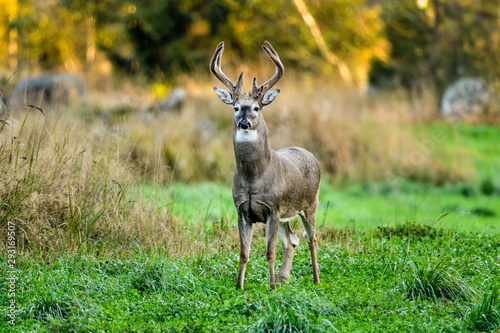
top-left (276, 221), bottom-right (299, 284)
top-left (237, 214), bottom-right (254, 290)
top-left (300, 210), bottom-right (320, 285)
top-left (265, 214), bottom-right (280, 291)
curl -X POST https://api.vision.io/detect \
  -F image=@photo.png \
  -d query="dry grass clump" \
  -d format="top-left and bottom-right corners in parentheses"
top-left (125, 95), bottom-right (235, 184)
top-left (0, 108), bottom-right (238, 256)
top-left (272, 82), bottom-right (473, 184)
top-left (0, 110), bottom-right (129, 253)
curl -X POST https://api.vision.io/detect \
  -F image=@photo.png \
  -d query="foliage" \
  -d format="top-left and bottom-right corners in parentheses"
top-left (1, 0), bottom-right (386, 83)
top-left (370, 0), bottom-right (432, 88)
top-left (0, 0), bottom-right (129, 73)
top-left (126, 0), bottom-right (224, 75)
top-left (2, 0), bottom-right (500, 93)
top-left (124, 0), bottom-right (386, 81)
top-left (371, 0), bottom-right (500, 92)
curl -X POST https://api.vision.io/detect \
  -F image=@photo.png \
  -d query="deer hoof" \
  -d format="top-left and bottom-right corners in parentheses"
top-left (276, 274), bottom-right (289, 284)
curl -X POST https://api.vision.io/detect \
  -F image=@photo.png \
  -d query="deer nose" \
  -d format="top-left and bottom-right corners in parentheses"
top-left (238, 119), bottom-right (251, 130)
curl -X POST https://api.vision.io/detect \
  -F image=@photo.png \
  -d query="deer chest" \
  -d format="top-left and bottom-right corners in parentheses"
top-left (233, 190), bottom-right (273, 224)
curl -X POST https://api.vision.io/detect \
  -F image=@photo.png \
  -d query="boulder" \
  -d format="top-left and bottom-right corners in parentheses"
top-left (158, 88), bottom-right (186, 112)
top-left (8, 74), bottom-right (87, 109)
top-left (441, 77), bottom-right (497, 118)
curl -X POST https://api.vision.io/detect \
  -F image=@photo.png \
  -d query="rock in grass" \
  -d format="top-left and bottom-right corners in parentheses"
top-left (158, 88), bottom-right (186, 113)
top-left (441, 77), bottom-right (499, 119)
top-left (8, 74), bottom-right (87, 110)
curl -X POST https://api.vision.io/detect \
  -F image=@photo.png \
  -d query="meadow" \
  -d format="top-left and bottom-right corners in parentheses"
top-left (1, 80), bottom-right (500, 331)
top-left (1, 229), bottom-right (500, 332)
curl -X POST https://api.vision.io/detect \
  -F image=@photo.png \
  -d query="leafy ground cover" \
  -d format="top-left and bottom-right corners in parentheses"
top-left (1, 226), bottom-right (499, 332)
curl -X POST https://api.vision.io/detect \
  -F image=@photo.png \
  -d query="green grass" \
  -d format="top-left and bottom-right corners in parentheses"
top-left (318, 180), bottom-right (500, 233)
top-left (467, 284), bottom-right (500, 331)
top-left (140, 178), bottom-right (500, 235)
top-left (423, 124), bottom-right (500, 181)
top-left (1, 230), bottom-right (499, 331)
top-left (403, 255), bottom-right (477, 302)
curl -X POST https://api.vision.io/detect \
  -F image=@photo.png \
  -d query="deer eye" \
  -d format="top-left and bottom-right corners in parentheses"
top-left (253, 106), bottom-right (260, 112)
top-left (234, 106), bottom-right (240, 112)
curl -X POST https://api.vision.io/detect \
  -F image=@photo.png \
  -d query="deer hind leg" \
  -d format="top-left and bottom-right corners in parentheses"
top-left (237, 214), bottom-right (254, 290)
top-left (265, 214), bottom-right (280, 291)
top-left (299, 208), bottom-right (320, 285)
top-left (276, 221), bottom-right (299, 284)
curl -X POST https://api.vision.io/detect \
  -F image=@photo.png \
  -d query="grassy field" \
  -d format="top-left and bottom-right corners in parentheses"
top-left (1, 228), bottom-right (499, 331)
top-left (1, 86), bottom-right (500, 331)
top-left (148, 123), bottom-right (500, 235)
top-left (160, 177), bottom-right (500, 234)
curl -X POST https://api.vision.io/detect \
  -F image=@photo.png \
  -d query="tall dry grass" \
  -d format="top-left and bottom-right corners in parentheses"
top-left (122, 78), bottom-right (473, 185)
top-left (0, 77), bottom-right (474, 256)
top-left (0, 108), bottom-right (237, 257)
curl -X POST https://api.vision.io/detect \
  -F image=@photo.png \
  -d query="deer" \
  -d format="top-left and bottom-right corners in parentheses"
top-left (210, 41), bottom-right (321, 291)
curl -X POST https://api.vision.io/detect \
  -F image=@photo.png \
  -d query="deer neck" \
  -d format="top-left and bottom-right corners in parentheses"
top-left (233, 122), bottom-right (272, 182)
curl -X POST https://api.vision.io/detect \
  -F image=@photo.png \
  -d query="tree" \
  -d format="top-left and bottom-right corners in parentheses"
top-left (124, 0), bottom-right (386, 84)
top-left (370, 0), bottom-right (500, 92)
top-left (126, 0), bottom-right (227, 77)
top-left (2, 0), bottom-right (387, 85)
top-left (0, 0), bottom-right (19, 70)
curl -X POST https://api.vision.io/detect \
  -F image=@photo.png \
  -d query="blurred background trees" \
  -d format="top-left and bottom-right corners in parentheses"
top-left (371, 0), bottom-right (500, 93)
top-left (1, 0), bottom-right (500, 92)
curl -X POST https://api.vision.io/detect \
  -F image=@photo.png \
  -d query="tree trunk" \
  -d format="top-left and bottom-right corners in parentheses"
top-left (292, 0), bottom-right (352, 83)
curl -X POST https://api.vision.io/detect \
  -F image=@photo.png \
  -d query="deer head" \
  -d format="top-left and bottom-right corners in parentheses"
top-left (210, 41), bottom-right (284, 137)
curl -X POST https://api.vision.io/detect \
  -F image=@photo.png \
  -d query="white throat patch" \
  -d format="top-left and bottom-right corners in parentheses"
top-left (235, 129), bottom-right (258, 142)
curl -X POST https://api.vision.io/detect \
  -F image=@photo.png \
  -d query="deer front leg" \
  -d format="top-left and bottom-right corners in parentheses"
top-left (276, 221), bottom-right (299, 284)
top-left (265, 213), bottom-right (280, 291)
top-left (237, 214), bottom-right (254, 290)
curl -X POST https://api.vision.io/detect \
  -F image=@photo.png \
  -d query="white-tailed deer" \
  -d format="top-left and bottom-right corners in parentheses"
top-left (210, 41), bottom-right (321, 291)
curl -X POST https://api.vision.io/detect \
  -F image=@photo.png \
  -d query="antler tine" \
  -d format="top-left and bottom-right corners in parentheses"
top-left (251, 77), bottom-right (259, 96)
top-left (256, 41), bottom-right (284, 95)
top-left (210, 42), bottom-right (236, 92)
top-left (264, 41), bottom-right (279, 58)
top-left (235, 71), bottom-right (244, 93)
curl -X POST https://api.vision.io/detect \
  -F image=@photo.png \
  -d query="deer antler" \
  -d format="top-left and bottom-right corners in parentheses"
top-left (251, 41), bottom-right (284, 98)
top-left (210, 42), bottom-right (244, 97)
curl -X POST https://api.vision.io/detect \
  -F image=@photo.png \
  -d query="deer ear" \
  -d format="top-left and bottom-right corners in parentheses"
top-left (261, 89), bottom-right (280, 106)
top-left (213, 87), bottom-right (233, 104)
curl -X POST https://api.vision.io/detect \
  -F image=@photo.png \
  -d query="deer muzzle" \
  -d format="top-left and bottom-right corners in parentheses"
top-left (238, 119), bottom-right (251, 130)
